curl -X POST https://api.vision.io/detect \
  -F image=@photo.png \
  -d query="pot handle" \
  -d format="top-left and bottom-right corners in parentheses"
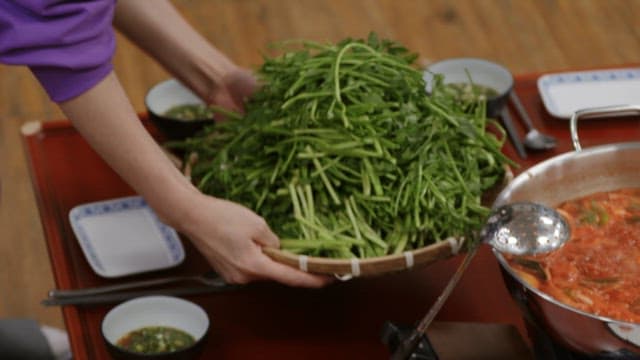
top-left (570, 104), bottom-right (640, 151)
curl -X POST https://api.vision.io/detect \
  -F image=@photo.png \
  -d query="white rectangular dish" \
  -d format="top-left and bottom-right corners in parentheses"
top-left (69, 196), bottom-right (185, 278)
top-left (537, 67), bottom-right (640, 118)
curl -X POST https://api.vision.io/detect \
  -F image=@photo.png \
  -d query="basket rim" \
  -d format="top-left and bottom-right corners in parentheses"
top-left (263, 236), bottom-right (467, 277)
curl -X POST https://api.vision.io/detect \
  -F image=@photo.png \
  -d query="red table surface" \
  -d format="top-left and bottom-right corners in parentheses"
top-left (22, 71), bottom-right (640, 359)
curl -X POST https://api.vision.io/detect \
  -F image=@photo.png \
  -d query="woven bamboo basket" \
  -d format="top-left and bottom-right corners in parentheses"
top-left (263, 236), bottom-right (467, 278)
top-left (263, 168), bottom-right (512, 277)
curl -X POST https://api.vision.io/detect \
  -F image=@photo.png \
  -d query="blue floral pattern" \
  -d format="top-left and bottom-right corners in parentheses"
top-left (69, 196), bottom-right (185, 277)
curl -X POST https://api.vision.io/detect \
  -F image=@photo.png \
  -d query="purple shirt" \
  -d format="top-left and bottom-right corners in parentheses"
top-left (0, 0), bottom-right (116, 102)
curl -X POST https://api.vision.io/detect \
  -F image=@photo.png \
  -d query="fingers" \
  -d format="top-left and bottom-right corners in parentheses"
top-left (227, 70), bottom-right (258, 108)
top-left (210, 68), bottom-right (257, 115)
top-left (250, 220), bottom-right (331, 287)
top-left (251, 219), bottom-right (280, 248)
top-left (208, 247), bottom-right (332, 288)
top-left (256, 256), bottom-right (334, 288)
top-left (249, 216), bottom-right (331, 287)
top-left (210, 90), bottom-right (242, 119)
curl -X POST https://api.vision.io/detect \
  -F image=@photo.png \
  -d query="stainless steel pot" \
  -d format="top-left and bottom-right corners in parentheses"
top-left (492, 104), bottom-right (640, 356)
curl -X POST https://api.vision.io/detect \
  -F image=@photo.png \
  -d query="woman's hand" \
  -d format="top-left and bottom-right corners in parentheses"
top-left (208, 67), bottom-right (258, 115)
top-left (178, 193), bottom-right (332, 287)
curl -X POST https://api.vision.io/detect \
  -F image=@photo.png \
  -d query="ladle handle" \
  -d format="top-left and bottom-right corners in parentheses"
top-left (390, 243), bottom-right (479, 360)
top-left (570, 104), bottom-right (640, 151)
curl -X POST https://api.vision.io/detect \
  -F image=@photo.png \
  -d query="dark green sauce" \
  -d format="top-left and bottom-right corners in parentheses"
top-left (444, 82), bottom-right (500, 102)
top-left (164, 104), bottom-right (214, 121)
top-left (116, 326), bottom-right (196, 354)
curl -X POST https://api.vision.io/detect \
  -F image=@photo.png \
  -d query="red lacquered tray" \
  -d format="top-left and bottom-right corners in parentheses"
top-left (21, 72), bottom-right (640, 359)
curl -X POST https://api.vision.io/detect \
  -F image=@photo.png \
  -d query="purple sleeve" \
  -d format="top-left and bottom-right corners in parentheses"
top-left (0, 0), bottom-right (116, 102)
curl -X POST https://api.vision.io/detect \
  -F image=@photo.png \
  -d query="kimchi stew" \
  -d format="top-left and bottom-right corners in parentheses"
top-left (506, 188), bottom-right (640, 323)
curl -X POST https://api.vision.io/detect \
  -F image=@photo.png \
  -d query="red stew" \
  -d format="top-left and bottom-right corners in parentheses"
top-left (506, 188), bottom-right (640, 323)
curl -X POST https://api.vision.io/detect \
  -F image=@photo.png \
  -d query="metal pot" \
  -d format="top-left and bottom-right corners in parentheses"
top-left (492, 104), bottom-right (640, 356)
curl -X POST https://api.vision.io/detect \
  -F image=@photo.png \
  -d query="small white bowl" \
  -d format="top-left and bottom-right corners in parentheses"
top-left (145, 79), bottom-right (206, 116)
top-left (424, 57), bottom-right (514, 117)
top-left (145, 78), bottom-right (213, 140)
top-left (102, 296), bottom-right (209, 359)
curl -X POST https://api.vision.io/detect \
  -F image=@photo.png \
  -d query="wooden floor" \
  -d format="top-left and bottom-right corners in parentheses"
top-left (1, 0), bottom-right (639, 330)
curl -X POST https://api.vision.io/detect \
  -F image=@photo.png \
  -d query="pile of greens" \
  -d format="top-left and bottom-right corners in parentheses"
top-left (170, 34), bottom-right (513, 259)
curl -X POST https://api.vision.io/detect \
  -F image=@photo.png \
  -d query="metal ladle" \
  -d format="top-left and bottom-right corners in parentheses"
top-left (390, 201), bottom-right (570, 360)
top-left (481, 201), bottom-right (570, 255)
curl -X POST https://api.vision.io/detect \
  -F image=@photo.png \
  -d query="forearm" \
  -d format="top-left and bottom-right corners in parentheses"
top-left (113, 0), bottom-right (235, 102)
top-left (59, 71), bottom-right (199, 229)
top-left (59, 72), bottom-right (329, 288)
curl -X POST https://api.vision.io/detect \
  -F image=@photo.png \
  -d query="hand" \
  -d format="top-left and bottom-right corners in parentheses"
top-left (178, 193), bottom-right (333, 288)
top-left (208, 66), bottom-right (258, 116)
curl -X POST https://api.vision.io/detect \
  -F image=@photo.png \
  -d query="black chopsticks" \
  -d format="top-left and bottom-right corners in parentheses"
top-left (42, 286), bottom-right (225, 306)
top-left (43, 272), bottom-right (239, 306)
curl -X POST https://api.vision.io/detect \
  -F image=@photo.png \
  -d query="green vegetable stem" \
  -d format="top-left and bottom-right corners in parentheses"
top-left (168, 33), bottom-right (514, 259)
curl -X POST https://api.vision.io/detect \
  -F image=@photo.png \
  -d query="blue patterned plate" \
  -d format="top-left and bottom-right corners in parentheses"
top-left (69, 196), bottom-right (185, 278)
top-left (537, 67), bottom-right (640, 118)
